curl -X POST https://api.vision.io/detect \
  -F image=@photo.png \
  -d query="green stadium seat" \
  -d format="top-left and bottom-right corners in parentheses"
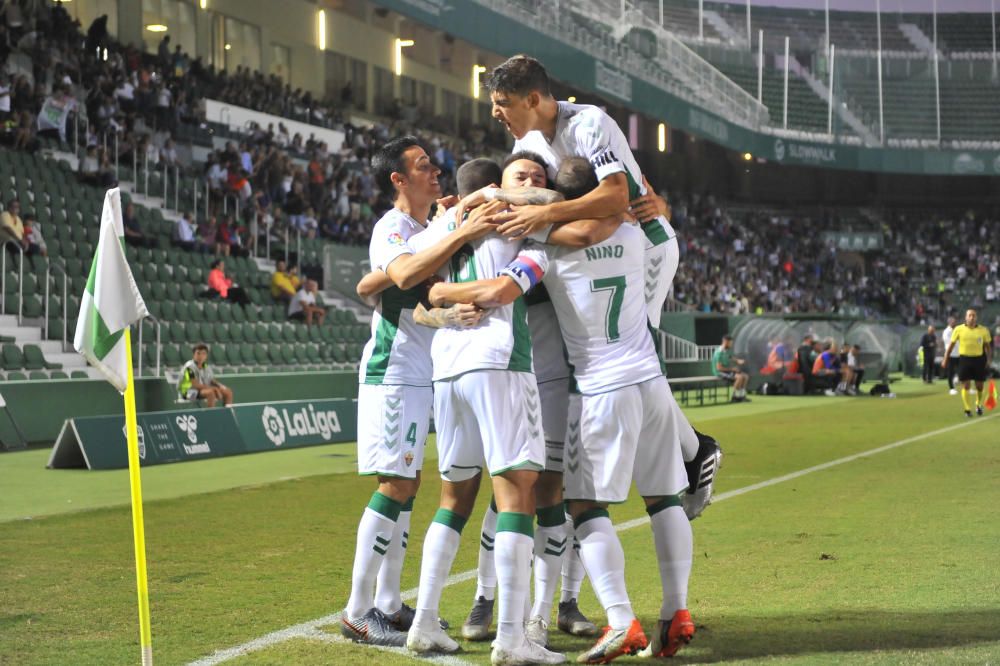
top-left (231, 304), bottom-right (246, 324)
top-left (187, 303), bottom-right (205, 322)
top-left (259, 307), bottom-right (273, 323)
top-left (159, 301), bottom-right (177, 320)
top-left (225, 345), bottom-right (242, 366)
top-left (254, 345), bottom-right (270, 365)
top-left (28, 370), bottom-right (48, 380)
top-left (203, 303), bottom-right (219, 323)
top-left (282, 325), bottom-right (297, 343)
top-left (293, 346), bottom-right (311, 365)
top-left (173, 302), bottom-right (191, 321)
top-left (217, 304), bottom-right (234, 323)
top-left (163, 344), bottom-right (183, 368)
top-left (2, 344), bottom-right (26, 370)
top-left (265, 345), bottom-right (281, 366)
top-left (23, 294), bottom-right (43, 318)
top-left (23, 344), bottom-right (61, 370)
top-left (6, 371), bottom-right (27, 381)
top-left (237, 367), bottom-right (253, 374)
top-left (295, 326), bottom-right (309, 343)
top-left (168, 321), bottom-right (185, 344)
top-left (331, 345), bottom-right (346, 364)
top-left (49, 370), bottom-right (68, 380)
top-left (180, 283), bottom-right (196, 301)
top-left (308, 326), bottom-right (322, 343)
top-left (239, 343), bottom-right (256, 365)
top-left (280, 346), bottom-right (296, 365)
top-left (214, 322), bottom-right (230, 342)
top-left (228, 323), bottom-right (244, 343)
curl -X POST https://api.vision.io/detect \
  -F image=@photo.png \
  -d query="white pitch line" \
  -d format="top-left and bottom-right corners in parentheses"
top-left (189, 413), bottom-right (995, 665)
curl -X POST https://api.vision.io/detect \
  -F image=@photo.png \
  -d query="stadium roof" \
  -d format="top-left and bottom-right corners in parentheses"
top-left (705, 0), bottom-right (994, 12)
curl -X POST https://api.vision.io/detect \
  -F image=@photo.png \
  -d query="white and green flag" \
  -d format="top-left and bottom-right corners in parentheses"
top-left (73, 188), bottom-right (148, 392)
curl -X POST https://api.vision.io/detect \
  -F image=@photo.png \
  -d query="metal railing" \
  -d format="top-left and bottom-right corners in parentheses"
top-left (43, 261), bottom-right (70, 350)
top-left (658, 330), bottom-right (698, 360)
top-left (1, 241), bottom-right (25, 325)
top-left (135, 314), bottom-right (162, 378)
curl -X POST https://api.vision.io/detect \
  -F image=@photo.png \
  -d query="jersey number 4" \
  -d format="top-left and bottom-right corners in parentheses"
top-left (591, 276), bottom-right (625, 343)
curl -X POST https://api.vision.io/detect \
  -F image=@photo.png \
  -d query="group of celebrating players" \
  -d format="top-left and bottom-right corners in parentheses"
top-left (340, 55), bottom-right (722, 665)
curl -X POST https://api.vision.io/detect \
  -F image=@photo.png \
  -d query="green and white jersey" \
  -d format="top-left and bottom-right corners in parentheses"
top-left (502, 223), bottom-right (660, 395)
top-left (524, 285), bottom-right (570, 384)
top-left (512, 101), bottom-right (673, 249)
top-left (410, 209), bottom-right (533, 382)
top-left (358, 208), bottom-right (435, 387)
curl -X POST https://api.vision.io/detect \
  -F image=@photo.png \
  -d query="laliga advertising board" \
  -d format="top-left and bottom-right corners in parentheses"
top-left (48, 399), bottom-right (358, 470)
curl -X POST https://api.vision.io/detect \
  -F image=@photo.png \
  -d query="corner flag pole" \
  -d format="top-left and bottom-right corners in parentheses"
top-left (123, 328), bottom-right (153, 666)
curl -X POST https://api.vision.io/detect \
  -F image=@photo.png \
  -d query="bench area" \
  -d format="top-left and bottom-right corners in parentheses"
top-left (670, 375), bottom-right (731, 406)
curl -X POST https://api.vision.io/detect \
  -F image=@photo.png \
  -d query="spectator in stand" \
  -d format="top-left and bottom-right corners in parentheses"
top-left (0, 199), bottom-right (26, 252)
top-left (122, 202), bottom-right (154, 248)
top-left (78, 145), bottom-right (100, 186)
top-left (288, 279), bottom-right (325, 326)
top-left (206, 259), bottom-right (249, 305)
top-left (919, 325), bottom-right (937, 383)
top-left (216, 216), bottom-right (246, 257)
top-left (174, 212), bottom-right (197, 251)
top-left (712, 335), bottom-right (751, 403)
top-left (198, 215), bottom-right (222, 255)
top-left (22, 214), bottom-right (45, 257)
top-left (270, 260), bottom-right (300, 302)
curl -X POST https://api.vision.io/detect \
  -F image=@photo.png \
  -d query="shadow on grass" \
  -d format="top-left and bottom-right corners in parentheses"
top-left (674, 608), bottom-right (1000, 662)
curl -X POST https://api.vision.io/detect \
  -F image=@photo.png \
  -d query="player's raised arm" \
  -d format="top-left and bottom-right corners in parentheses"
top-left (356, 270), bottom-right (394, 307)
top-left (412, 302), bottom-right (487, 329)
top-left (492, 173), bottom-right (629, 238)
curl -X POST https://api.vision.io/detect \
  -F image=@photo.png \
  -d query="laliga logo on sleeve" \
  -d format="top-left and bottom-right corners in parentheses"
top-left (176, 414), bottom-right (199, 444)
top-left (262, 406), bottom-right (286, 446)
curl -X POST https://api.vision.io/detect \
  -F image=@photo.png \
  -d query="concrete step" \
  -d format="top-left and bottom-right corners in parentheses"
top-left (0, 314), bottom-right (18, 328)
top-left (0, 326), bottom-right (42, 342)
top-left (46, 352), bottom-right (87, 369)
top-left (36, 340), bottom-right (70, 355)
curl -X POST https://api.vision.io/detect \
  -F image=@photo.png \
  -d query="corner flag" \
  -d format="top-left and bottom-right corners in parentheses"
top-left (73, 188), bottom-right (148, 391)
top-left (73, 187), bottom-right (153, 665)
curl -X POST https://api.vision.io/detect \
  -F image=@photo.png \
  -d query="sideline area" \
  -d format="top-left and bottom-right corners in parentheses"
top-left (0, 378), bottom-right (942, 522)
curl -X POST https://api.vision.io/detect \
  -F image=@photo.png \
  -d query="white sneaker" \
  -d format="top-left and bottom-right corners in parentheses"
top-left (491, 637), bottom-right (566, 665)
top-left (950, 388), bottom-right (959, 395)
top-left (525, 615), bottom-right (549, 647)
top-left (406, 623), bottom-right (460, 654)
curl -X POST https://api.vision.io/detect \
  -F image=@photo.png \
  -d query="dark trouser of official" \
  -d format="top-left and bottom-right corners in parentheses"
top-left (922, 350), bottom-right (935, 382)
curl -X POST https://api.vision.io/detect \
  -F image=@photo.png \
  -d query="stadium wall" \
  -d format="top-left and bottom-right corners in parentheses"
top-left (0, 372), bottom-right (359, 446)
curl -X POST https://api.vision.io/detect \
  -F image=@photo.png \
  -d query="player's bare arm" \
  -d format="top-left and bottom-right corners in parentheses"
top-left (356, 270), bottom-right (395, 307)
top-left (629, 175), bottom-right (670, 222)
top-left (429, 276), bottom-right (522, 310)
top-left (492, 172), bottom-right (630, 238)
top-left (385, 207), bottom-right (499, 290)
top-left (545, 214), bottom-right (623, 249)
top-left (412, 302), bottom-right (487, 329)
top-left (456, 186), bottom-right (565, 220)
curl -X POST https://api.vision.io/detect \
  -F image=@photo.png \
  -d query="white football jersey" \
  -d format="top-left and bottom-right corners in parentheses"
top-left (525, 286), bottom-right (570, 384)
top-left (358, 208), bottom-right (435, 386)
top-left (502, 223), bottom-right (661, 395)
top-left (410, 209), bottom-right (533, 382)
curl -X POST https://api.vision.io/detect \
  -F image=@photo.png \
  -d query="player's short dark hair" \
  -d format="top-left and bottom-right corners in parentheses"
top-left (484, 55), bottom-right (552, 97)
top-left (192, 343), bottom-right (209, 353)
top-left (553, 157), bottom-right (598, 201)
top-left (501, 151), bottom-right (548, 174)
top-left (722, 335), bottom-right (733, 342)
top-left (372, 135), bottom-right (421, 198)
top-left (456, 158), bottom-right (501, 198)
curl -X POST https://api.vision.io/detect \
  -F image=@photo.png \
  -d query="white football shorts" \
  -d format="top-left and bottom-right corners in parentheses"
top-left (356, 383), bottom-right (432, 479)
top-left (538, 377), bottom-right (570, 472)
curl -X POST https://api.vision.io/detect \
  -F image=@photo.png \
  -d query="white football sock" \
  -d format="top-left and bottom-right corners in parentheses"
top-left (374, 496), bottom-right (413, 615)
top-left (560, 518), bottom-right (586, 603)
top-left (531, 504), bottom-right (566, 620)
top-left (575, 510), bottom-right (634, 630)
top-left (412, 509), bottom-right (466, 629)
top-left (648, 498), bottom-right (692, 619)
top-left (345, 492), bottom-right (402, 619)
top-left (494, 512), bottom-right (534, 650)
top-left (474, 497), bottom-right (498, 601)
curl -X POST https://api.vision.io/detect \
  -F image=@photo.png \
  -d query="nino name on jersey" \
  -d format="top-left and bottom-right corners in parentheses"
top-left (503, 223), bottom-right (660, 395)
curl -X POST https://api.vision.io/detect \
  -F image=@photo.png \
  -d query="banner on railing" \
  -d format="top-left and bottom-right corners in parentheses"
top-left (47, 398), bottom-right (358, 470)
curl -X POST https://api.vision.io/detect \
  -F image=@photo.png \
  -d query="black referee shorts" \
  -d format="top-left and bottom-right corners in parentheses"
top-left (957, 355), bottom-right (988, 383)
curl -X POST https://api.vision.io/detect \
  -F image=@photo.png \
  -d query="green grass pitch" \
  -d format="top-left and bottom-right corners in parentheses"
top-left (1, 378), bottom-right (999, 665)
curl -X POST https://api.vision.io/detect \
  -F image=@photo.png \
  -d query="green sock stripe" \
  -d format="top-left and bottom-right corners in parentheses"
top-left (496, 511), bottom-right (534, 537)
top-left (432, 508), bottom-right (468, 534)
top-left (645, 493), bottom-right (684, 517)
top-left (489, 496), bottom-right (497, 513)
top-left (573, 507), bottom-right (609, 530)
top-left (368, 492), bottom-right (403, 521)
top-left (401, 496), bottom-right (415, 512)
top-left (536, 503), bottom-right (566, 527)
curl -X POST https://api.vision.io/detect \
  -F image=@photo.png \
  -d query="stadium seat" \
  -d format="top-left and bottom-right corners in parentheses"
top-left (280, 346), bottom-right (296, 366)
top-left (49, 370), bottom-right (68, 380)
top-left (2, 344), bottom-right (26, 370)
top-left (228, 323), bottom-right (244, 343)
top-left (239, 343), bottom-right (256, 365)
top-left (29, 371), bottom-right (49, 380)
top-left (163, 344), bottom-right (183, 368)
top-left (23, 344), bottom-right (61, 370)
top-left (254, 345), bottom-right (270, 365)
top-left (225, 345), bottom-right (242, 366)
top-left (7, 371), bottom-right (27, 381)
top-left (295, 326), bottom-right (309, 343)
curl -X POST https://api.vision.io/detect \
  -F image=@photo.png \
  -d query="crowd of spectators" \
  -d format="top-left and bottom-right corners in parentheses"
top-left (668, 191), bottom-right (1000, 324)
